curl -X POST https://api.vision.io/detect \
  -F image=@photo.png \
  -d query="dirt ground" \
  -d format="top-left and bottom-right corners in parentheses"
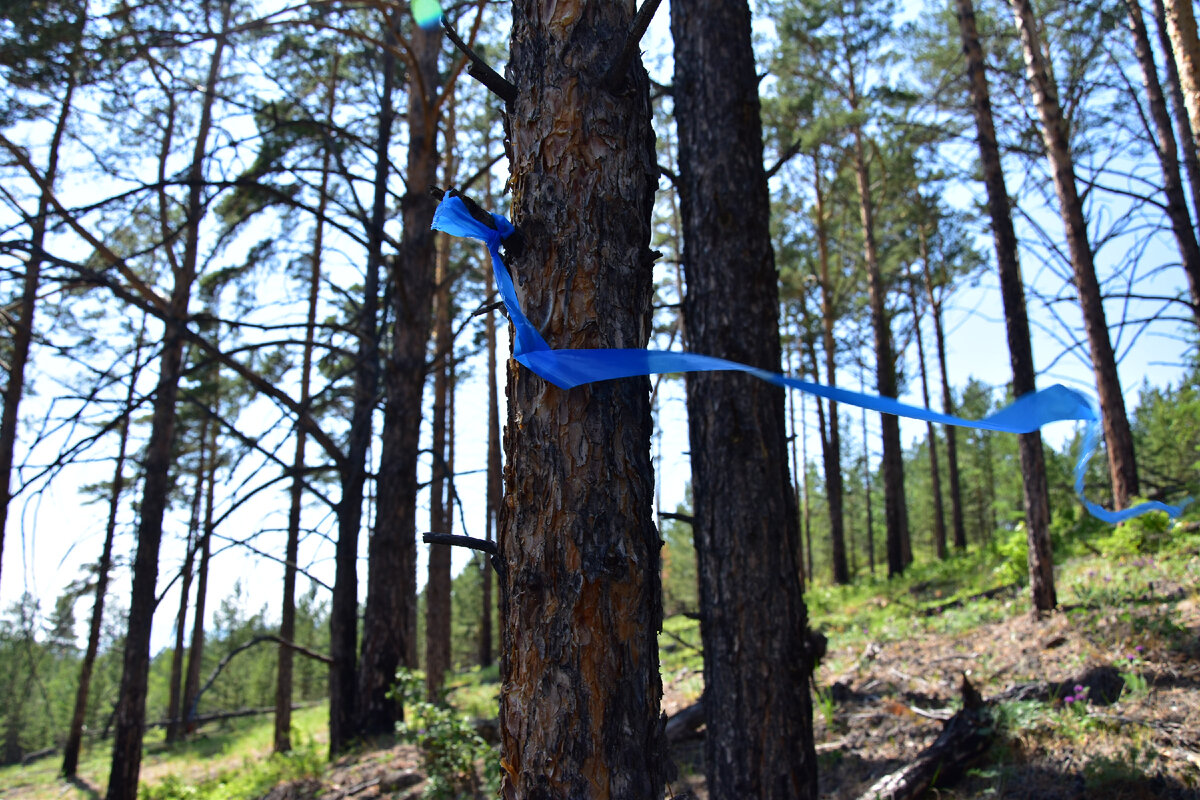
top-left (668, 587), bottom-right (1200, 799)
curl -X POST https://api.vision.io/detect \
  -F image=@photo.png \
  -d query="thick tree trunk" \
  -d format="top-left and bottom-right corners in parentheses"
top-left (1164, 0), bottom-right (1200, 145)
top-left (673, 1), bottom-right (818, 797)
top-left (957, 0), bottom-right (1059, 610)
top-left (1125, 0), bottom-right (1200, 325)
top-left (498, 1), bottom-right (666, 795)
top-left (62, 320), bottom-right (144, 778)
top-left (356, 14), bottom-right (438, 740)
top-left (1008, 0), bottom-right (1139, 510)
top-left (276, 56), bottom-right (335, 753)
top-left (105, 8), bottom-right (228, 797)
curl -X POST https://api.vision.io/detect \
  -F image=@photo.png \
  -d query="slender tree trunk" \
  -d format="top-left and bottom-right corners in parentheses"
top-left (1164, 0), bottom-right (1200, 144)
top-left (426, 233), bottom-right (454, 701)
top-left (480, 254), bottom-right (498, 670)
top-left (1009, 0), bottom-right (1139, 509)
top-left (165, 449), bottom-right (205, 744)
top-left (1124, 0), bottom-right (1200, 324)
top-left (498, 1), bottom-right (665, 795)
top-left (673, 1), bottom-right (818, 796)
top-left (181, 463), bottom-right (213, 732)
top-left (276, 55), bottom-right (337, 753)
top-left (62, 319), bottom-right (144, 778)
top-left (860, 360), bottom-right (876, 575)
top-left (813, 163), bottom-right (848, 585)
top-left (959, 0), bottom-right (1055, 608)
top-left (0, 43), bottom-right (79, 601)
top-left (908, 274), bottom-right (947, 560)
top-left (923, 269), bottom-right (967, 550)
top-left (1154, 0), bottom-right (1200, 234)
top-left (105, 7), bottom-right (229, 797)
top-left (851, 126), bottom-right (909, 576)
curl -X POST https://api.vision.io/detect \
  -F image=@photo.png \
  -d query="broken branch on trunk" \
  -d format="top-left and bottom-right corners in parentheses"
top-left (441, 18), bottom-right (516, 103)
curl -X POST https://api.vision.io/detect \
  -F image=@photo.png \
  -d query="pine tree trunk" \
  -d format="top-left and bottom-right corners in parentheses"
top-left (498, 1), bottom-right (665, 795)
top-left (277, 56), bottom-right (336, 753)
top-left (425, 234), bottom-right (454, 701)
top-left (165, 460), bottom-right (203, 744)
top-left (0, 42), bottom-right (77, 602)
top-left (1164, 0), bottom-right (1200, 145)
top-left (1124, 0), bottom-right (1200, 325)
top-left (480, 261), bottom-right (499, 669)
top-left (923, 268), bottom-right (967, 550)
top-left (909, 273), bottom-right (947, 560)
top-left (357, 15), bottom-right (438, 740)
top-left (62, 319), bottom-right (143, 778)
top-left (105, 8), bottom-right (228, 796)
top-left (851, 127), bottom-right (910, 576)
top-left (182, 470), bottom-right (213, 732)
top-left (813, 163), bottom-right (849, 585)
top-left (1154, 0), bottom-right (1200, 242)
top-left (673, 1), bottom-right (818, 796)
top-left (1008, 0), bottom-right (1139, 510)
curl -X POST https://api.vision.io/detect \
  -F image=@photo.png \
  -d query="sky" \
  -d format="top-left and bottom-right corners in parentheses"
top-left (1, 0), bottom-right (1196, 655)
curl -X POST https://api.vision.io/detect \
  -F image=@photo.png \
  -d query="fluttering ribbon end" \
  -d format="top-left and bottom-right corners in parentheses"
top-left (431, 194), bottom-right (1190, 526)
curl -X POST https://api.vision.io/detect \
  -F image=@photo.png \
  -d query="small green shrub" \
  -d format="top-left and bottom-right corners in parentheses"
top-left (393, 669), bottom-right (499, 799)
top-left (1097, 505), bottom-right (1171, 557)
top-left (993, 526), bottom-right (1028, 585)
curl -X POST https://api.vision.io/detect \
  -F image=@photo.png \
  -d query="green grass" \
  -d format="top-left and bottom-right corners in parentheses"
top-left (0, 704), bottom-right (328, 800)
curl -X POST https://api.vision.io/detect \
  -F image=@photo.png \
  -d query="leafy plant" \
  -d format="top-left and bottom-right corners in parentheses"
top-left (393, 669), bottom-right (499, 799)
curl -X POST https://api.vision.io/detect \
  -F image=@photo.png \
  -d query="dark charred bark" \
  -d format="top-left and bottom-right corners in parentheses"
top-left (498, 1), bottom-right (666, 795)
top-left (672, 1), bottom-right (818, 797)
top-left (356, 13), bottom-right (438, 740)
top-left (958, 0), bottom-right (1055, 610)
top-left (104, 7), bottom-right (229, 797)
top-left (1008, 0), bottom-right (1139, 510)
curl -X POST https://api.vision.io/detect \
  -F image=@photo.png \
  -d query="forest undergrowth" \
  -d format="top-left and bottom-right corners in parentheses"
top-left (3, 512), bottom-right (1198, 800)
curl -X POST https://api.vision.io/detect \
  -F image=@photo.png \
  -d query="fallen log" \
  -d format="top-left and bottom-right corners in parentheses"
top-left (665, 698), bottom-right (706, 743)
top-left (855, 675), bottom-right (993, 800)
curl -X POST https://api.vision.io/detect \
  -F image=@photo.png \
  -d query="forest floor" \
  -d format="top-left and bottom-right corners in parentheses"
top-left (4, 522), bottom-right (1198, 800)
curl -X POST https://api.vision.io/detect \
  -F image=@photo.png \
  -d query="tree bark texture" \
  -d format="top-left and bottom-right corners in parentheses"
top-left (1008, 0), bottom-right (1139, 510)
top-left (105, 7), bottom-right (228, 795)
top-left (672, 1), bottom-right (819, 797)
top-left (1124, 0), bottom-right (1200, 325)
top-left (1164, 0), bottom-right (1200, 146)
top-left (426, 234), bottom-right (454, 701)
top-left (957, 0), bottom-right (1054, 610)
top-left (499, 1), bottom-right (665, 796)
top-left (1154, 0), bottom-right (1200, 249)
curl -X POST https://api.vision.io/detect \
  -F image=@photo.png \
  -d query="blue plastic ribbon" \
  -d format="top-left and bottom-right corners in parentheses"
top-left (432, 194), bottom-right (1189, 525)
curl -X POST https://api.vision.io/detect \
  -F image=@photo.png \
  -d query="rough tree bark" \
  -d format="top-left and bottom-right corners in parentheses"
top-left (1164, 0), bottom-right (1200, 143)
top-left (1154, 0), bottom-right (1200, 240)
top-left (497, 0), bottom-right (666, 795)
top-left (426, 230), bottom-right (454, 702)
top-left (105, 5), bottom-right (230, 797)
top-left (672, 0), bottom-right (819, 797)
top-left (1008, 0), bottom-right (1139, 510)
